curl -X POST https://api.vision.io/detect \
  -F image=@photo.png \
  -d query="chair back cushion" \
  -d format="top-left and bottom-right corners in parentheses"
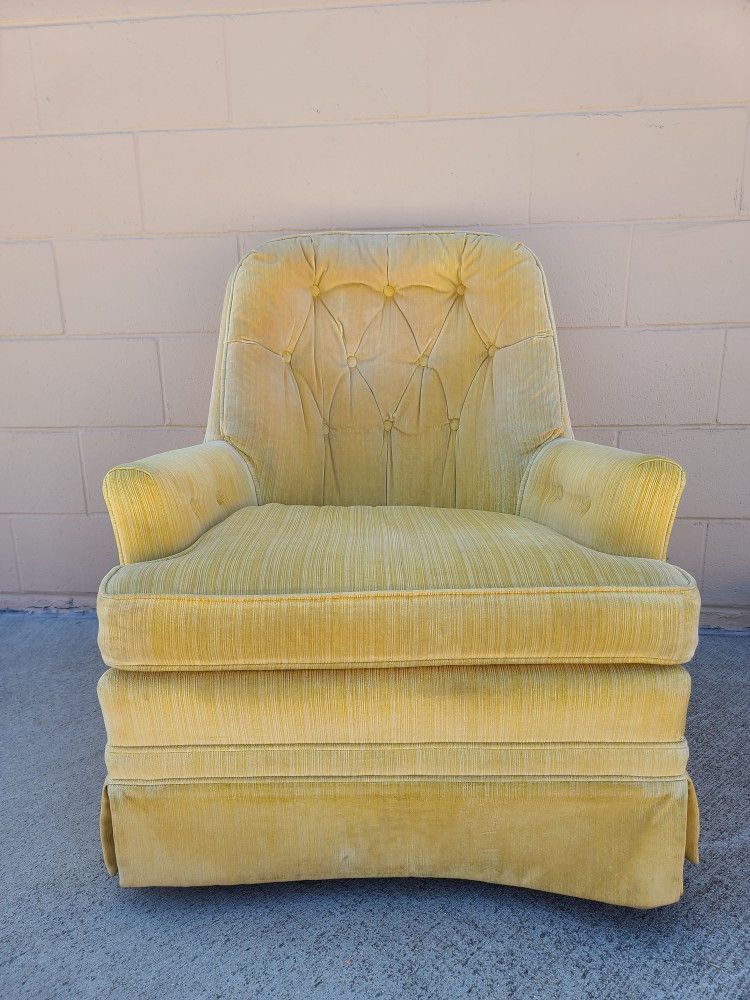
top-left (207, 231), bottom-right (570, 509)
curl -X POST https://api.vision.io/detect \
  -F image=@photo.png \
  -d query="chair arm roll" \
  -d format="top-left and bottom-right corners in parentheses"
top-left (103, 440), bottom-right (258, 564)
top-left (517, 438), bottom-right (686, 560)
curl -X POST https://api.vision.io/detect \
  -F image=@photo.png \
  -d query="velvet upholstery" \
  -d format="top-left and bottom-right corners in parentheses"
top-left (97, 231), bottom-right (700, 906)
top-left (97, 664), bottom-right (691, 745)
top-left (98, 504), bottom-right (698, 670)
top-left (206, 232), bottom-right (570, 510)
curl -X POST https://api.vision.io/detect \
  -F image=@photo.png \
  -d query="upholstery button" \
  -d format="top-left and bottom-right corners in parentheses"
top-left (416, 355), bottom-right (428, 368)
top-left (322, 423), bottom-right (330, 436)
top-left (383, 418), bottom-right (394, 431)
top-left (311, 284), bottom-right (320, 298)
top-left (281, 350), bottom-right (292, 364)
top-left (347, 356), bottom-right (357, 368)
top-left (449, 417), bottom-right (460, 431)
top-left (455, 283), bottom-right (466, 296)
top-left (487, 345), bottom-right (497, 357)
top-left (383, 284), bottom-right (395, 298)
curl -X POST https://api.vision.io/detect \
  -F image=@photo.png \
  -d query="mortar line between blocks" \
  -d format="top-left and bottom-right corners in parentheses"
top-left (715, 330), bottom-right (729, 422)
top-left (154, 338), bottom-right (169, 425)
top-left (75, 430), bottom-right (89, 514)
top-left (1, 102), bottom-right (749, 143)
top-left (621, 224), bottom-right (634, 326)
top-left (221, 16), bottom-right (233, 125)
top-left (49, 242), bottom-right (66, 334)
top-left (131, 133), bottom-right (146, 234)
top-left (737, 107), bottom-right (750, 214)
top-left (8, 517), bottom-right (24, 592)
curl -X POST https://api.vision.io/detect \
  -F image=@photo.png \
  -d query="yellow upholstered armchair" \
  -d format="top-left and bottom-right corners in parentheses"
top-left (97, 232), bottom-right (700, 907)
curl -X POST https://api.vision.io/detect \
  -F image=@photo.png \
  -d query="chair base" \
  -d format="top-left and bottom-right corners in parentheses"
top-left (101, 774), bottom-right (699, 908)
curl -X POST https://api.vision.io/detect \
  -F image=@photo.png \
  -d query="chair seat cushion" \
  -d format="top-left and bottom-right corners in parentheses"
top-left (97, 504), bottom-right (699, 670)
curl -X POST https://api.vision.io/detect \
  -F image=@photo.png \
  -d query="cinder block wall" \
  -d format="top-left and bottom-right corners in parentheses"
top-left (1, 0), bottom-right (748, 625)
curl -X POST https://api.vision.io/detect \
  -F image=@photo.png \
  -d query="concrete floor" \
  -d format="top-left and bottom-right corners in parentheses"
top-left (1, 613), bottom-right (748, 1000)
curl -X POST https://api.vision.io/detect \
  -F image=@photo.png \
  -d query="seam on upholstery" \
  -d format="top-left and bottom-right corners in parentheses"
top-left (291, 276), bottom-right (320, 356)
top-left (223, 440), bottom-right (262, 504)
top-left (99, 564), bottom-right (122, 593)
top-left (107, 775), bottom-right (689, 787)
top-left (110, 772), bottom-right (688, 781)
top-left (230, 315), bottom-right (554, 357)
top-left (102, 466), bottom-right (157, 565)
top-left (204, 439), bottom-right (263, 507)
top-left (236, 232), bottom-right (519, 265)
top-left (106, 655), bottom-right (695, 669)
top-left (101, 473), bottom-right (126, 564)
top-left (527, 245), bottom-right (568, 433)
top-left (226, 438), bottom-right (263, 504)
top-left (635, 456), bottom-right (686, 478)
top-left (515, 435), bottom-right (561, 515)
top-left (107, 740), bottom-right (688, 752)
top-left (226, 338), bottom-right (280, 357)
top-left (100, 583), bottom-right (699, 603)
top-left (112, 464), bottom-right (158, 486)
top-left (661, 469), bottom-right (686, 561)
top-left (219, 261), bottom-right (242, 443)
top-left (635, 456), bottom-right (687, 561)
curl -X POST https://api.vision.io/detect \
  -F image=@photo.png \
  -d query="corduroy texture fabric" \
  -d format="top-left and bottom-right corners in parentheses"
top-left (101, 777), bottom-right (699, 907)
top-left (97, 664), bottom-right (691, 746)
top-left (518, 437), bottom-right (686, 559)
top-left (104, 742), bottom-right (689, 781)
top-left (96, 230), bottom-right (701, 905)
top-left (103, 440), bottom-right (257, 564)
top-left (97, 505), bottom-right (699, 670)
top-left (206, 232), bottom-right (570, 510)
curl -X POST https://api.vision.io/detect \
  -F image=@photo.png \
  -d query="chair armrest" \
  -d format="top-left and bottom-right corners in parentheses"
top-left (517, 438), bottom-right (685, 559)
top-left (103, 440), bottom-right (258, 564)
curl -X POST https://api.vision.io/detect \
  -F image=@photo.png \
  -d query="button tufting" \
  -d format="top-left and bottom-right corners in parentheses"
top-left (281, 350), bottom-right (292, 364)
top-left (322, 423), bottom-right (330, 435)
top-left (347, 356), bottom-right (357, 368)
top-left (487, 344), bottom-right (497, 357)
top-left (383, 284), bottom-right (395, 298)
top-left (383, 418), bottom-right (394, 431)
top-left (416, 355), bottom-right (428, 368)
top-left (311, 284), bottom-right (320, 298)
top-left (449, 417), bottom-right (460, 431)
top-left (455, 283), bottom-right (466, 296)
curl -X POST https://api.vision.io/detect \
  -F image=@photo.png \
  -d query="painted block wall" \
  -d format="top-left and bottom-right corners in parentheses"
top-left (0, 0), bottom-right (748, 625)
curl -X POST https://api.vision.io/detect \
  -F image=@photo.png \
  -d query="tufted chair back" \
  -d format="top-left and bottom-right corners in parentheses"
top-left (206, 231), bottom-right (571, 511)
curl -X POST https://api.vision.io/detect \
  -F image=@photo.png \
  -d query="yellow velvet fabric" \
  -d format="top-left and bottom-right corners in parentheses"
top-left (98, 504), bottom-right (698, 669)
top-left (97, 664), bottom-right (691, 746)
top-left (518, 437), bottom-right (686, 559)
top-left (97, 231), bottom-right (701, 906)
top-left (206, 231), bottom-right (570, 510)
top-left (102, 778), bottom-right (698, 907)
top-left (103, 440), bottom-right (257, 564)
top-left (104, 742), bottom-right (689, 781)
